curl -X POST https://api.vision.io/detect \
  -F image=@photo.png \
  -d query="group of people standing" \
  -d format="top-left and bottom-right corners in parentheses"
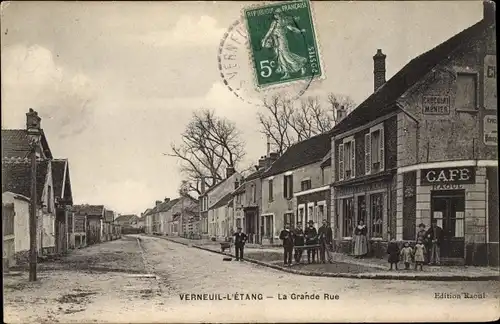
top-left (279, 219), bottom-right (333, 266)
top-left (387, 219), bottom-right (444, 271)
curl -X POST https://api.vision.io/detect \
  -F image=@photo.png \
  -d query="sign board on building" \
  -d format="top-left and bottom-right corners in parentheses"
top-left (484, 55), bottom-right (497, 110)
top-left (483, 115), bottom-right (497, 146)
top-left (422, 95), bottom-right (451, 115)
top-left (420, 166), bottom-right (476, 186)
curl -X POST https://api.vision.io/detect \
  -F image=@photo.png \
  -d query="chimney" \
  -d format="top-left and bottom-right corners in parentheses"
top-left (200, 176), bottom-right (206, 194)
top-left (155, 200), bottom-right (162, 206)
top-left (373, 49), bottom-right (386, 92)
top-left (164, 197), bottom-right (170, 203)
top-left (484, 1), bottom-right (496, 25)
top-left (226, 166), bottom-right (235, 179)
top-left (266, 134), bottom-right (271, 157)
top-left (337, 105), bottom-right (346, 121)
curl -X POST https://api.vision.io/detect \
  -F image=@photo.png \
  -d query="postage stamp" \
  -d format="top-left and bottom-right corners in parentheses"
top-left (243, 0), bottom-right (323, 89)
top-left (217, 17), bottom-right (315, 105)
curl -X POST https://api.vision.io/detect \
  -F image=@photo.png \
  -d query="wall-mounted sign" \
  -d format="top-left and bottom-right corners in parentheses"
top-left (421, 166), bottom-right (475, 186)
top-left (422, 95), bottom-right (451, 115)
top-left (483, 115), bottom-right (497, 146)
top-left (484, 55), bottom-right (497, 111)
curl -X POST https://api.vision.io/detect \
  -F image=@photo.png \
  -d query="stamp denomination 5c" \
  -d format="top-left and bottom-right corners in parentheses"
top-left (244, 0), bottom-right (322, 88)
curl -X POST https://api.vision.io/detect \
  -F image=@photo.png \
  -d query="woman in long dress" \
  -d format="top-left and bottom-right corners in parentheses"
top-left (353, 220), bottom-right (368, 258)
top-left (261, 12), bottom-right (308, 80)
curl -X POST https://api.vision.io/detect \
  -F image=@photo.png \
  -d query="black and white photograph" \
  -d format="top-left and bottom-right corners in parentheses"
top-left (1, 0), bottom-right (498, 322)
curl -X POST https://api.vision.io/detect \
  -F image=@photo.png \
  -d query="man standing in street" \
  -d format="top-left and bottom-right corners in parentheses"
top-left (425, 220), bottom-right (444, 265)
top-left (304, 220), bottom-right (318, 264)
top-left (279, 223), bottom-right (294, 266)
top-left (318, 219), bottom-right (333, 263)
top-left (293, 221), bottom-right (305, 263)
top-left (233, 227), bottom-right (247, 261)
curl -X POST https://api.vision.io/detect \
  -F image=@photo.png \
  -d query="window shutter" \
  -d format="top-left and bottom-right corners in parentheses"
top-left (290, 176), bottom-right (293, 198)
top-left (365, 133), bottom-right (371, 175)
top-left (379, 127), bottom-right (385, 171)
top-left (283, 177), bottom-right (287, 198)
top-left (351, 139), bottom-right (356, 178)
top-left (338, 144), bottom-right (344, 181)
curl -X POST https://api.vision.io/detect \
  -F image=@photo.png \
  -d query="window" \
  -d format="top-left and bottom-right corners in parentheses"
top-left (339, 138), bottom-right (355, 180)
top-left (284, 212), bottom-right (294, 228)
top-left (301, 179), bottom-right (312, 191)
top-left (47, 185), bottom-right (52, 213)
top-left (236, 218), bottom-right (241, 229)
top-left (236, 193), bottom-right (242, 204)
top-left (2, 204), bottom-right (15, 236)
top-left (342, 198), bottom-right (354, 237)
top-left (283, 175), bottom-right (293, 199)
top-left (251, 184), bottom-right (256, 203)
top-left (317, 204), bottom-right (325, 221)
top-left (365, 125), bottom-right (385, 175)
top-left (456, 73), bottom-right (477, 110)
top-left (370, 193), bottom-right (383, 238)
top-left (297, 206), bottom-right (305, 226)
top-left (263, 215), bottom-right (273, 238)
top-left (308, 204), bottom-right (315, 223)
top-left (357, 195), bottom-right (367, 224)
top-left (268, 180), bottom-right (274, 201)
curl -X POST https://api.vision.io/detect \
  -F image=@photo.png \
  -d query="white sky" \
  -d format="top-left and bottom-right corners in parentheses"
top-left (1, 1), bottom-right (483, 215)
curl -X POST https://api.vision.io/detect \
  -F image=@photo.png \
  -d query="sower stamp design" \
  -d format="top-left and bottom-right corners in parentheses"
top-left (244, 0), bottom-right (322, 88)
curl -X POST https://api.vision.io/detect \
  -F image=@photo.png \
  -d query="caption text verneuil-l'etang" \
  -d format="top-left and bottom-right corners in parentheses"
top-left (179, 293), bottom-right (340, 301)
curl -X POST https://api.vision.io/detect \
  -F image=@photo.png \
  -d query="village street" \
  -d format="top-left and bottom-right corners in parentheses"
top-left (4, 235), bottom-right (500, 323)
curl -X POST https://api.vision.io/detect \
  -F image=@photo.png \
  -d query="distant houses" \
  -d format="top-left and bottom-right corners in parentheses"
top-left (2, 117), bottom-right (122, 270)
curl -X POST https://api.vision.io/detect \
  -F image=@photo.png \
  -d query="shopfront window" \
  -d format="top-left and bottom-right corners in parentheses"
top-left (342, 198), bottom-right (354, 237)
top-left (370, 193), bottom-right (383, 238)
top-left (357, 196), bottom-right (366, 224)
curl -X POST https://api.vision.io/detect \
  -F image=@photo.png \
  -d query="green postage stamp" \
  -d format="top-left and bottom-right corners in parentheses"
top-left (244, 0), bottom-right (323, 88)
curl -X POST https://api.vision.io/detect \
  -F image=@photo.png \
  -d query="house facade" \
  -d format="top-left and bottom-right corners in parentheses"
top-left (261, 135), bottom-right (331, 245)
top-left (73, 205), bottom-right (105, 245)
top-left (330, 4), bottom-right (497, 265)
top-left (199, 167), bottom-right (241, 238)
top-left (2, 158), bottom-right (57, 258)
top-left (209, 192), bottom-right (234, 239)
top-left (52, 159), bottom-right (74, 253)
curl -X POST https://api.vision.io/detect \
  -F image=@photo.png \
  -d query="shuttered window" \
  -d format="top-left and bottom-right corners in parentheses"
top-left (365, 124), bottom-right (385, 174)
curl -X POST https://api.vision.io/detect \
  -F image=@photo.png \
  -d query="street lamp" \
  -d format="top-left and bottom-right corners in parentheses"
top-left (26, 108), bottom-right (41, 282)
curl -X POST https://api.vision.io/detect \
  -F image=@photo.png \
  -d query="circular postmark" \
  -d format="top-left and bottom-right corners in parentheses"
top-left (218, 10), bottom-right (320, 106)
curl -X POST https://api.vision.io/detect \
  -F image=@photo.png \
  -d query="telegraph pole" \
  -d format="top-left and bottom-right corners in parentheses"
top-left (26, 108), bottom-right (41, 282)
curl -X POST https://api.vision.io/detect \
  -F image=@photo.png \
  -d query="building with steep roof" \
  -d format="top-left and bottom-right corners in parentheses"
top-left (329, 3), bottom-right (497, 265)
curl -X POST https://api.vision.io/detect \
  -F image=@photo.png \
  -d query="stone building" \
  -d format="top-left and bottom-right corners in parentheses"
top-left (330, 2), bottom-right (497, 265)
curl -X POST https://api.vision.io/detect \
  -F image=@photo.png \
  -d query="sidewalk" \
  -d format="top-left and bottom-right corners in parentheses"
top-left (160, 235), bottom-right (500, 281)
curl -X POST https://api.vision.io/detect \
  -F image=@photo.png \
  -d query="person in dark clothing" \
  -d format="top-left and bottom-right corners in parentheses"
top-left (387, 238), bottom-right (400, 270)
top-left (318, 219), bottom-right (333, 263)
top-left (293, 221), bottom-right (305, 263)
top-left (304, 220), bottom-right (318, 263)
top-left (279, 224), bottom-right (294, 266)
top-left (233, 227), bottom-right (247, 261)
top-left (425, 220), bottom-right (444, 265)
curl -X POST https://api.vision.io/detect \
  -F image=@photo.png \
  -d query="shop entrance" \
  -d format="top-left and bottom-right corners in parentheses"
top-left (430, 190), bottom-right (466, 258)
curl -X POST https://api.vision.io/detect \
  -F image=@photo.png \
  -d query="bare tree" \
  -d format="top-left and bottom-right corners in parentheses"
top-left (168, 109), bottom-right (245, 195)
top-left (258, 92), bottom-right (356, 155)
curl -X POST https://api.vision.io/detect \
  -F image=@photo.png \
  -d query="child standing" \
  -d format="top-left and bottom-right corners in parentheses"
top-left (414, 239), bottom-right (426, 271)
top-left (400, 242), bottom-right (413, 270)
top-left (387, 238), bottom-right (400, 270)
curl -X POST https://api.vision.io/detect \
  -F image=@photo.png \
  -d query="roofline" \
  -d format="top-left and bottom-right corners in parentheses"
top-left (261, 157), bottom-right (326, 179)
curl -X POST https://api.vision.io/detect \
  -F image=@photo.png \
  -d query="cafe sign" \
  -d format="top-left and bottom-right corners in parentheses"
top-left (484, 55), bottom-right (497, 111)
top-left (420, 166), bottom-right (476, 187)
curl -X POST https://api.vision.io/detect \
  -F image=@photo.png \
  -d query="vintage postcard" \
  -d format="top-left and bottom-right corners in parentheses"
top-left (1, 0), bottom-right (499, 323)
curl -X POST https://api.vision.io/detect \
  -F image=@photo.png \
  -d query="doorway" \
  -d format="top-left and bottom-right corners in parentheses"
top-left (430, 190), bottom-right (466, 258)
top-left (245, 211), bottom-right (256, 243)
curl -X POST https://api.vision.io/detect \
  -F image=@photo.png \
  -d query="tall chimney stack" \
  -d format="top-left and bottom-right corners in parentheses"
top-left (200, 176), bottom-right (206, 194)
top-left (373, 49), bottom-right (387, 92)
top-left (226, 166), bottom-right (235, 179)
top-left (483, 0), bottom-right (496, 25)
top-left (266, 134), bottom-right (271, 157)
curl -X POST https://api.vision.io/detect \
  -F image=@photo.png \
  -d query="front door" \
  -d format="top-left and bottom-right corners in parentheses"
top-left (430, 190), bottom-right (465, 258)
top-left (245, 211), bottom-right (255, 243)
